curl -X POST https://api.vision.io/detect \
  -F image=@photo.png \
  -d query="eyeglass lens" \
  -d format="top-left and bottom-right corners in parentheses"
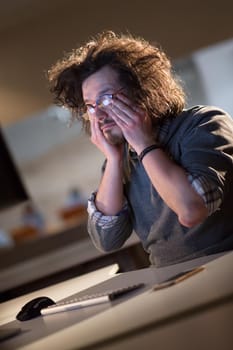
top-left (87, 94), bottom-right (114, 114)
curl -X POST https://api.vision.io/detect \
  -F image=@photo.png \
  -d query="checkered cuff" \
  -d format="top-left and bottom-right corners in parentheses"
top-left (87, 192), bottom-right (128, 228)
top-left (188, 174), bottom-right (223, 215)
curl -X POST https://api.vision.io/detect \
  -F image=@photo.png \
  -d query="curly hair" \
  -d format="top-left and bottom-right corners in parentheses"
top-left (48, 30), bottom-right (186, 133)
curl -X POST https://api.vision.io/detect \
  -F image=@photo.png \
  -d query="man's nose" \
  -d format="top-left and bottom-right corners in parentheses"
top-left (95, 106), bottom-right (107, 120)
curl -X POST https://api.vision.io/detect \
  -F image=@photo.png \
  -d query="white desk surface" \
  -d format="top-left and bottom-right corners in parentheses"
top-left (1, 252), bottom-right (232, 350)
top-left (0, 263), bottom-right (119, 326)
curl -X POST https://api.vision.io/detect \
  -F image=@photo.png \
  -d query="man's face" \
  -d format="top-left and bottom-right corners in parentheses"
top-left (82, 65), bottom-right (124, 145)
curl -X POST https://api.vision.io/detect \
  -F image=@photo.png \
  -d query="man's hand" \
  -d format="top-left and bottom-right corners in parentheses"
top-left (89, 114), bottom-right (123, 161)
top-left (108, 93), bottom-right (155, 154)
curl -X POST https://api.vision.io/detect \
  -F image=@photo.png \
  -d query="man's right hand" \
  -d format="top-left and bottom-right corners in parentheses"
top-left (89, 114), bottom-right (124, 161)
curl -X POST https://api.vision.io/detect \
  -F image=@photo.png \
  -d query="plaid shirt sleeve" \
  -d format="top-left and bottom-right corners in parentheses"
top-left (188, 174), bottom-right (223, 216)
top-left (87, 192), bottom-right (128, 228)
top-left (87, 191), bottom-right (132, 252)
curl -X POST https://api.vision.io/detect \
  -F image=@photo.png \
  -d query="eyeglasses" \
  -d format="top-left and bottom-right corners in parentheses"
top-left (84, 88), bottom-right (123, 116)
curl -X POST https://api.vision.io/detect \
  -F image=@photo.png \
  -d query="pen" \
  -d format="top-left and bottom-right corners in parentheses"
top-left (41, 295), bottom-right (110, 315)
top-left (41, 283), bottom-right (145, 316)
top-left (151, 266), bottom-right (205, 291)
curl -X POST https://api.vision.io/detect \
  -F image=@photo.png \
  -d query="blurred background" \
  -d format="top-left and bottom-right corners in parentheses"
top-left (0, 0), bottom-right (232, 295)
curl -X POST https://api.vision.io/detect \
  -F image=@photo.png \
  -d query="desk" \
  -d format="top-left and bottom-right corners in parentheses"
top-left (0, 264), bottom-right (119, 327)
top-left (0, 226), bottom-right (145, 299)
top-left (1, 252), bottom-right (232, 350)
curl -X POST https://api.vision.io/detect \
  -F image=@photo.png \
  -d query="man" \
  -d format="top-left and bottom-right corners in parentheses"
top-left (48, 31), bottom-right (233, 267)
